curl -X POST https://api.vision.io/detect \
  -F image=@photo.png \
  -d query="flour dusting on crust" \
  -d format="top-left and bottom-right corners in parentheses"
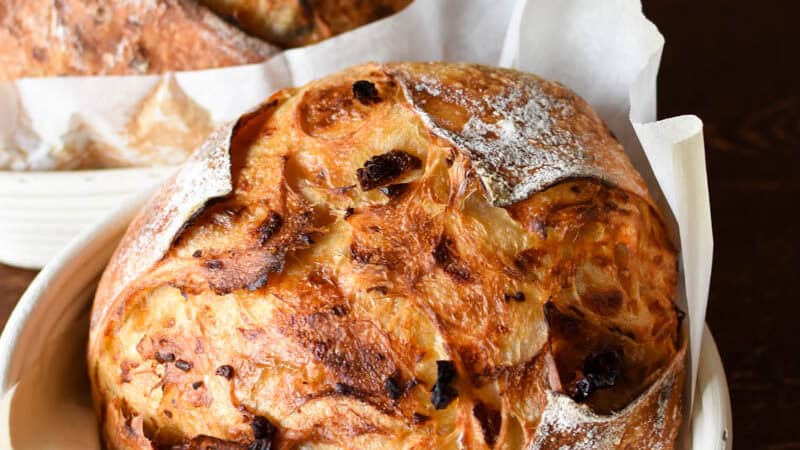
top-left (91, 122), bottom-right (234, 328)
top-left (389, 63), bottom-right (649, 206)
top-left (530, 345), bottom-right (685, 449)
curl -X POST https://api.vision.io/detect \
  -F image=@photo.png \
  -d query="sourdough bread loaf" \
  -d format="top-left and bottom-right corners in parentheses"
top-left (199, 0), bottom-right (412, 48)
top-left (88, 62), bottom-right (684, 449)
top-left (0, 0), bottom-right (275, 80)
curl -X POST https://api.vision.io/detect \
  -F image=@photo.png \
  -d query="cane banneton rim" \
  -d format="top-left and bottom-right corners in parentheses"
top-left (88, 62), bottom-right (684, 449)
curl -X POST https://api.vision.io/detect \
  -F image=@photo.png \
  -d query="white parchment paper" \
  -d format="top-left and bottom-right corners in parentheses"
top-left (0, 0), bottom-right (713, 448)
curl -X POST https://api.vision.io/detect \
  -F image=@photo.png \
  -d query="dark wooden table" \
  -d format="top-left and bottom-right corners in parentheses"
top-left (643, 1), bottom-right (800, 448)
top-left (1, 2), bottom-right (798, 448)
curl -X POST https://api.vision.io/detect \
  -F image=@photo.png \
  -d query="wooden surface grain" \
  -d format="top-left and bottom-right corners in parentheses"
top-left (0, 264), bottom-right (37, 330)
top-left (644, 1), bottom-right (800, 449)
top-left (1, 2), bottom-right (798, 448)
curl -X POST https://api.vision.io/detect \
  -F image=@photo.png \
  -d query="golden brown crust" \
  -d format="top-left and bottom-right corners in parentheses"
top-left (89, 62), bottom-right (683, 449)
top-left (0, 0), bottom-right (275, 81)
top-left (199, 0), bottom-right (412, 48)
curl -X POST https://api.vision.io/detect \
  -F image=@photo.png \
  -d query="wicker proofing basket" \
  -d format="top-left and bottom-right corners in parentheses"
top-left (0, 168), bottom-right (173, 269)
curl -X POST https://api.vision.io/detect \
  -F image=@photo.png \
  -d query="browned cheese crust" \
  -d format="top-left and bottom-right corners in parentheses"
top-left (88, 62), bottom-right (685, 449)
top-left (0, 0), bottom-right (275, 80)
top-left (198, 0), bottom-right (412, 48)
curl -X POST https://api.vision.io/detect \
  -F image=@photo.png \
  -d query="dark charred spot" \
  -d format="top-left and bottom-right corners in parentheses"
top-left (257, 212), bottom-right (283, 245)
top-left (298, 0), bottom-right (313, 19)
top-left (333, 185), bottom-right (356, 195)
top-left (246, 272), bottom-right (270, 292)
top-left (312, 342), bottom-right (328, 360)
top-left (216, 12), bottom-right (241, 28)
top-left (192, 381), bottom-right (203, 390)
top-left (155, 351), bottom-right (175, 363)
top-left (180, 434), bottom-right (245, 450)
top-left (431, 380), bottom-right (458, 410)
top-left (504, 291), bottom-right (525, 302)
top-left (571, 350), bottom-right (623, 402)
top-left (32, 47), bottom-right (47, 62)
top-left (445, 265), bottom-right (471, 281)
top-left (288, 309), bottom-right (398, 399)
top-left (350, 242), bottom-right (383, 265)
top-left (572, 377), bottom-right (595, 402)
top-left (192, 249), bottom-right (203, 258)
top-left (371, 3), bottom-right (395, 17)
top-left (603, 201), bottom-right (620, 212)
top-left (201, 201), bottom-right (315, 295)
top-left (123, 413), bottom-right (137, 438)
top-left (357, 150), bottom-right (422, 190)
top-left (532, 219), bottom-right (547, 239)
top-left (175, 360), bottom-right (193, 372)
top-left (120, 360), bottom-right (137, 383)
top-left (299, 82), bottom-right (366, 137)
top-left (432, 240), bottom-right (449, 265)
top-left (378, 183), bottom-right (409, 198)
top-left (544, 301), bottom-right (582, 339)
top-left (239, 328), bottom-right (264, 341)
top-left (330, 305), bottom-right (348, 316)
top-left (206, 251), bottom-right (286, 296)
top-left (216, 365), bottom-right (234, 379)
top-left (352, 80), bottom-right (381, 105)
top-left (609, 325), bottom-right (637, 341)
top-left (433, 236), bottom-right (472, 281)
top-left (172, 285), bottom-right (188, 299)
top-left (367, 285), bottom-right (388, 295)
top-left (92, 5), bottom-right (108, 23)
top-left (584, 350), bottom-right (622, 388)
top-left (164, 410), bottom-right (172, 418)
top-left (344, 207), bottom-right (355, 219)
top-left (412, 413), bottom-right (430, 424)
top-left (384, 376), bottom-right (403, 400)
top-left (483, 129), bottom-right (501, 140)
top-left (430, 360), bottom-right (458, 409)
top-left (582, 289), bottom-right (624, 316)
top-left (296, 233), bottom-right (315, 245)
top-left (514, 248), bottom-right (545, 273)
top-left (128, 44), bottom-right (148, 71)
top-left (568, 305), bottom-right (586, 318)
top-left (473, 401), bottom-right (502, 447)
top-left (333, 382), bottom-right (355, 395)
top-left (307, 268), bottom-right (339, 290)
top-left (445, 148), bottom-right (457, 167)
top-left (252, 415), bottom-right (276, 440)
top-left (204, 259), bottom-right (223, 270)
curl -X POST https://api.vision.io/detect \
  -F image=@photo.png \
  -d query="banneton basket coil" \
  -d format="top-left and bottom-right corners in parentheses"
top-left (0, 194), bottom-right (731, 449)
top-left (0, 168), bottom-right (172, 268)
